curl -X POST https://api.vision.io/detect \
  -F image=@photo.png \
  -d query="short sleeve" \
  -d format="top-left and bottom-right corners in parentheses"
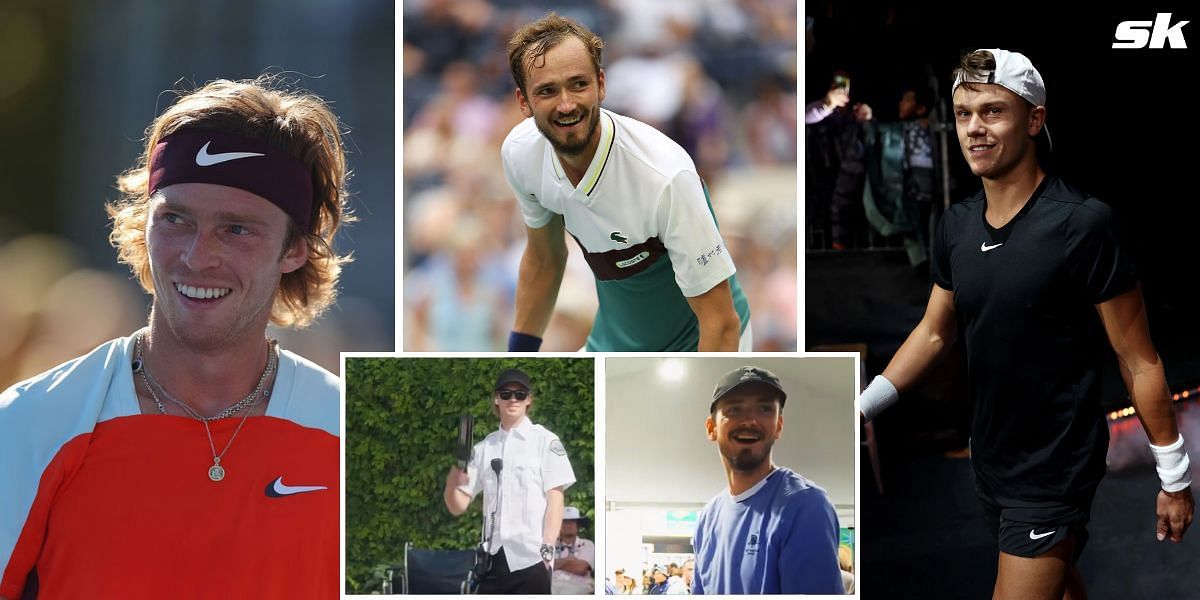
top-left (456, 440), bottom-right (485, 500)
top-left (1065, 199), bottom-right (1137, 303)
top-left (656, 171), bottom-right (736, 297)
top-left (930, 212), bottom-right (953, 290)
top-left (541, 435), bottom-right (576, 492)
top-left (779, 490), bottom-right (844, 594)
top-left (501, 133), bottom-right (555, 229)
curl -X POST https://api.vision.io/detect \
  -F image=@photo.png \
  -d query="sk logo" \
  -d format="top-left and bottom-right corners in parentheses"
top-left (1113, 13), bottom-right (1190, 49)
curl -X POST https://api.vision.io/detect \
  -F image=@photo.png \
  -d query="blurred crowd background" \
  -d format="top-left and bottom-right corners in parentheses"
top-left (0, 0), bottom-right (394, 388)
top-left (402, 0), bottom-right (799, 351)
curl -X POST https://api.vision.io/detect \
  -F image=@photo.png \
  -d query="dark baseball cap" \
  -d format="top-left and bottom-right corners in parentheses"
top-left (494, 368), bottom-right (531, 391)
top-left (710, 366), bottom-right (786, 413)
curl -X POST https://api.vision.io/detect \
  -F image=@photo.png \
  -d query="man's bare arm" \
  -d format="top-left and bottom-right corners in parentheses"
top-left (443, 466), bottom-right (472, 516)
top-left (685, 279), bottom-right (741, 351)
top-left (1097, 286), bottom-right (1180, 444)
top-left (542, 487), bottom-right (565, 546)
top-left (554, 556), bottom-right (593, 575)
top-left (882, 285), bottom-right (957, 391)
top-left (512, 216), bottom-right (568, 339)
top-left (1096, 285), bottom-right (1193, 543)
top-left (861, 285), bottom-right (957, 420)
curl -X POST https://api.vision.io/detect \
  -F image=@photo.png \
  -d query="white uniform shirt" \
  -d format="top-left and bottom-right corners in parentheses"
top-left (458, 416), bottom-right (576, 571)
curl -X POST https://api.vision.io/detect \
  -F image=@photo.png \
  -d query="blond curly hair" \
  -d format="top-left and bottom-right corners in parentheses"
top-left (107, 75), bottom-right (353, 329)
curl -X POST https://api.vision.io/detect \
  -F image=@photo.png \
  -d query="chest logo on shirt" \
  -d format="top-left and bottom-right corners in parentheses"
top-left (610, 231), bottom-right (629, 244)
top-left (981, 241), bottom-right (1004, 252)
top-left (265, 476), bottom-right (329, 497)
top-left (616, 251), bottom-right (650, 269)
top-left (746, 533), bottom-right (759, 556)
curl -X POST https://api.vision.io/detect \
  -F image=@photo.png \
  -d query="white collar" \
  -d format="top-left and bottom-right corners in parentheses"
top-left (730, 466), bottom-right (779, 503)
top-left (550, 109), bottom-right (616, 200)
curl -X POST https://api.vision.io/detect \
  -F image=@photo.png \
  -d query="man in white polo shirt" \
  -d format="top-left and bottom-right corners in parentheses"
top-left (500, 12), bottom-right (751, 352)
top-left (443, 368), bottom-right (576, 594)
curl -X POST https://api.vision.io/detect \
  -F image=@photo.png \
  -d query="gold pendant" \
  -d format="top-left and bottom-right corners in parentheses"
top-left (209, 462), bottom-right (226, 481)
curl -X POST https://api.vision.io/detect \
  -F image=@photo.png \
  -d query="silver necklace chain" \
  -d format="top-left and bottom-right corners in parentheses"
top-left (133, 330), bottom-right (277, 421)
top-left (132, 329), bottom-right (279, 482)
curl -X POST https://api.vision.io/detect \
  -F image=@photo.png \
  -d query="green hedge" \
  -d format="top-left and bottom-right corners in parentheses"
top-left (345, 357), bottom-right (595, 593)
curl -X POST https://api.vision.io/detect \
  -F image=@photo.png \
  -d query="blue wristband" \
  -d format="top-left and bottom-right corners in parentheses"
top-left (508, 331), bottom-right (543, 352)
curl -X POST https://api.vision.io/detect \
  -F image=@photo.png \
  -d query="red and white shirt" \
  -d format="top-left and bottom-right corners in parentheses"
top-left (0, 335), bottom-right (340, 599)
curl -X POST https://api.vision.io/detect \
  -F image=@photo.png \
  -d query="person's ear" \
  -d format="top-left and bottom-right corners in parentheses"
top-left (1028, 105), bottom-right (1046, 137)
top-left (516, 87), bottom-right (533, 118)
top-left (279, 231), bottom-right (307, 274)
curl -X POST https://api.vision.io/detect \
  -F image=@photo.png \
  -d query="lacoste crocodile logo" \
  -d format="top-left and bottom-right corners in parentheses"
top-left (610, 231), bottom-right (628, 244)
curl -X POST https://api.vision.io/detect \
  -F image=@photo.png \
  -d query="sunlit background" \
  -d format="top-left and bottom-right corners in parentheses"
top-left (0, 0), bottom-right (394, 387)
top-left (401, 0), bottom-right (799, 351)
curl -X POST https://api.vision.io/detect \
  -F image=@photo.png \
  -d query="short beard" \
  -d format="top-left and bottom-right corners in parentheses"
top-left (536, 107), bottom-right (600, 156)
top-left (723, 439), bottom-right (774, 472)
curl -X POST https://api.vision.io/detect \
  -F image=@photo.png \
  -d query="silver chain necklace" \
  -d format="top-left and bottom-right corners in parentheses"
top-left (132, 330), bottom-right (278, 482)
top-left (133, 331), bottom-right (277, 421)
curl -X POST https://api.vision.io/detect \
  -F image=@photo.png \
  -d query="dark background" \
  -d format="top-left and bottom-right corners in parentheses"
top-left (806, 3), bottom-right (1199, 392)
top-left (806, 3), bottom-right (1200, 598)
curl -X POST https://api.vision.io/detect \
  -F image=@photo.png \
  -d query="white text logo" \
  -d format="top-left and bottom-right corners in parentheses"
top-left (1113, 13), bottom-right (1190, 49)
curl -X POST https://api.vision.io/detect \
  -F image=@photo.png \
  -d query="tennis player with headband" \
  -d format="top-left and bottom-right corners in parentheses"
top-left (0, 76), bottom-right (350, 599)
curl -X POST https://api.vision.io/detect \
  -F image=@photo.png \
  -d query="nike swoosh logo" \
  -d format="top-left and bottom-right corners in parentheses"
top-left (981, 242), bottom-right (1004, 252)
top-left (196, 141), bottom-right (265, 166)
top-left (265, 476), bottom-right (328, 497)
top-left (1029, 529), bottom-right (1056, 540)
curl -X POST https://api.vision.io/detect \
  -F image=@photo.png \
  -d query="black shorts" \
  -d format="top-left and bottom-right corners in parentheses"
top-left (976, 486), bottom-right (1096, 562)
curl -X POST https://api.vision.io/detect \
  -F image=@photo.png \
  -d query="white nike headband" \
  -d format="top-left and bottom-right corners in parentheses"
top-left (148, 128), bottom-right (314, 230)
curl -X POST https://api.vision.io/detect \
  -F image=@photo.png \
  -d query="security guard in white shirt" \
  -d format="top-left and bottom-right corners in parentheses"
top-left (443, 368), bottom-right (576, 594)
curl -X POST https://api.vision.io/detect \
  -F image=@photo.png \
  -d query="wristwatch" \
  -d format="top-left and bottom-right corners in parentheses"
top-left (540, 543), bottom-right (555, 563)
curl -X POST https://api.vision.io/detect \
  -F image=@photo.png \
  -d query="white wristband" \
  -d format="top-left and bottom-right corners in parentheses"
top-left (859, 375), bottom-right (899, 422)
top-left (1149, 434), bottom-right (1192, 493)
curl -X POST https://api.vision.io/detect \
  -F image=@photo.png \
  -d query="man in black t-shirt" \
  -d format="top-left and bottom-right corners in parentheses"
top-left (858, 48), bottom-right (1194, 599)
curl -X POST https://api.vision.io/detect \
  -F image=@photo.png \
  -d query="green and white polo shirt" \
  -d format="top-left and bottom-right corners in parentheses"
top-left (501, 108), bottom-right (750, 351)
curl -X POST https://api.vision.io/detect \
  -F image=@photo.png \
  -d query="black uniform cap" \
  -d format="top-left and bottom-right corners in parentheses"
top-left (710, 366), bottom-right (786, 413)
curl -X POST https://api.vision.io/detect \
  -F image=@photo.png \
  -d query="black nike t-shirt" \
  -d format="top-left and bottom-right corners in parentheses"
top-left (931, 175), bottom-right (1137, 503)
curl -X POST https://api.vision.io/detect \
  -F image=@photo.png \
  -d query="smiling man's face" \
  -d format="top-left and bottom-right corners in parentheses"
top-left (706, 386), bottom-right (784, 472)
top-left (953, 83), bottom-right (1043, 180)
top-left (516, 35), bottom-right (606, 159)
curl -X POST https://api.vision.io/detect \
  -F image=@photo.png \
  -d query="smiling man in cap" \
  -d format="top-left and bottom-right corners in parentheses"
top-left (858, 48), bottom-right (1194, 599)
top-left (691, 366), bottom-right (843, 594)
top-left (0, 76), bottom-right (348, 599)
top-left (444, 367), bottom-right (576, 594)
